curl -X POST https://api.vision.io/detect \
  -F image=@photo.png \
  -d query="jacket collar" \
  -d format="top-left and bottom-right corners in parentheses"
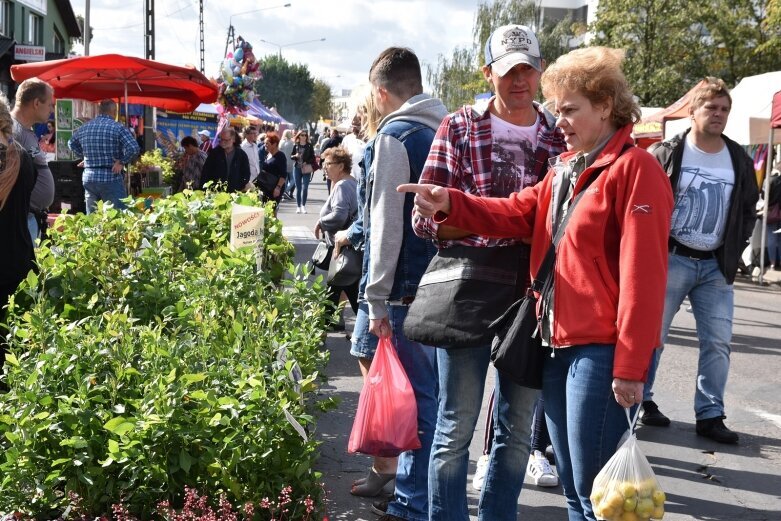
top-left (557, 123), bottom-right (635, 171)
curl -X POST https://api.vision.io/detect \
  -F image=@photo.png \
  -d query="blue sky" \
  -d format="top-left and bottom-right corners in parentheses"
top-left (71, 0), bottom-right (479, 94)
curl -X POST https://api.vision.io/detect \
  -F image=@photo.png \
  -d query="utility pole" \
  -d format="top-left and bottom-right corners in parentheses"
top-left (143, 0), bottom-right (155, 153)
top-left (224, 24), bottom-right (235, 60)
top-left (199, 0), bottom-right (205, 73)
top-left (84, 0), bottom-right (90, 55)
top-left (144, 0), bottom-right (155, 59)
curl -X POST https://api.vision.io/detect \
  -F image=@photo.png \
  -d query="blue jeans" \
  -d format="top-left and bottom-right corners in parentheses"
top-left (285, 171), bottom-right (295, 195)
top-left (83, 177), bottom-right (127, 214)
top-left (767, 222), bottom-right (781, 265)
top-left (385, 305), bottom-right (438, 521)
top-left (350, 301), bottom-right (379, 359)
top-left (543, 344), bottom-right (635, 521)
top-left (27, 213), bottom-right (39, 246)
top-left (428, 345), bottom-right (538, 521)
top-left (643, 255), bottom-right (733, 420)
top-left (293, 166), bottom-right (311, 207)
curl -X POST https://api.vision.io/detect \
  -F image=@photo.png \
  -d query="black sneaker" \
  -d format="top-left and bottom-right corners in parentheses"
top-left (371, 498), bottom-right (389, 516)
top-left (696, 416), bottom-right (739, 444)
top-left (640, 400), bottom-right (671, 427)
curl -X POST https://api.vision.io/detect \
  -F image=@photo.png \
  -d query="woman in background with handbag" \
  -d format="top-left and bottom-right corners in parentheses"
top-left (257, 133), bottom-right (287, 216)
top-left (400, 47), bottom-right (674, 521)
top-left (314, 146), bottom-right (359, 329)
top-left (291, 130), bottom-right (316, 214)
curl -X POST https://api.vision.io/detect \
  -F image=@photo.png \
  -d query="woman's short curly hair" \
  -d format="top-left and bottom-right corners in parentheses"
top-left (541, 46), bottom-right (641, 128)
top-left (322, 146), bottom-right (352, 174)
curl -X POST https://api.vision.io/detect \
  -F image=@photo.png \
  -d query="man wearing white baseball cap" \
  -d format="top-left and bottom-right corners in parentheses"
top-left (197, 129), bottom-right (212, 153)
top-left (414, 23), bottom-right (565, 521)
top-left (484, 23), bottom-right (543, 75)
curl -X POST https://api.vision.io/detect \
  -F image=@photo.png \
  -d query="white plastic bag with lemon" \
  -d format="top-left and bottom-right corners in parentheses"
top-left (590, 408), bottom-right (666, 521)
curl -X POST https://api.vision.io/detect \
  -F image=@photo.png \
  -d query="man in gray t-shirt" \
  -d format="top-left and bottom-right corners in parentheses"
top-left (641, 78), bottom-right (758, 445)
top-left (11, 78), bottom-right (55, 243)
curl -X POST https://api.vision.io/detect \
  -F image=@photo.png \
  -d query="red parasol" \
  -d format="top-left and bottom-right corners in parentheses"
top-left (10, 54), bottom-right (218, 113)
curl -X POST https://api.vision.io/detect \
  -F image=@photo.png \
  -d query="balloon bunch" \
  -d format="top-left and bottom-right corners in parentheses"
top-left (217, 36), bottom-right (262, 114)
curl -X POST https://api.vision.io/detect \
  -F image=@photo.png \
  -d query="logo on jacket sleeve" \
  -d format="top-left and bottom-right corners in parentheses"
top-left (631, 204), bottom-right (652, 214)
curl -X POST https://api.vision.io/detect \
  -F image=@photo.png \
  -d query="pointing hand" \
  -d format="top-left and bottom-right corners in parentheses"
top-left (397, 183), bottom-right (451, 218)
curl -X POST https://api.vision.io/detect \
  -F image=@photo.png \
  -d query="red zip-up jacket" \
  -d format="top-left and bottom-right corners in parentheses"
top-left (439, 124), bottom-right (673, 381)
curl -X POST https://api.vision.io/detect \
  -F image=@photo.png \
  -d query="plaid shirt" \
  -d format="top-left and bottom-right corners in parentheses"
top-left (179, 149), bottom-right (207, 191)
top-left (414, 99), bottom-right (566, 247)
top-left (69, 114), bottom-right (140, 183)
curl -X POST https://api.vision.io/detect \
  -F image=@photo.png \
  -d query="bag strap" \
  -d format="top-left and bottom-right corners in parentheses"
top-left (530, 143), bottom-right (632, 293)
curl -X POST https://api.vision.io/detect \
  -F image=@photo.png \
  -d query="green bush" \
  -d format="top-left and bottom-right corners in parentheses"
top-left (131, 148), bottom-right (177, 185)
top-left (0, 190), bottom-right (333, 518)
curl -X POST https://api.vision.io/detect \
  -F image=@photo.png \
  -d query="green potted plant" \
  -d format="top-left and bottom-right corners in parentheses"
top-left (131, 148), bottom-right (176, 187)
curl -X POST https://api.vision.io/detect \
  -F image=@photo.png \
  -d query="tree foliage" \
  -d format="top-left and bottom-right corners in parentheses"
top-left (759, 0), bottom-right (781, 63)
top-left (254, 55), bottom-right (316, 126)
top-left (310, 79), bottom-right (334, 122)
top-left (75, 15), bottom-right (93, 46)
top-left (590, 0), bottom-right (708, 107)
top-left (702, 0), bottom-right (779, 86)
top-left (592, 0), bottom-right (781, 107)
top-left (471, 0), bottom-right (582, 65)
top-left (427, 0), bottom-right (583, 111)
top-left (426, 47), bottom-right (485, 112)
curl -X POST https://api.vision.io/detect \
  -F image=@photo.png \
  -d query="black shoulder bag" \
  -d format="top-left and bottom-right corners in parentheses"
top-left (490, 146), bottom-right (629, 389)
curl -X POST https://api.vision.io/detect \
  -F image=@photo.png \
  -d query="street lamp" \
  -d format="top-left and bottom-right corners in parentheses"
top-left (259, 38), bottom-right (326, 59)
top-left (224, 3), bottom-right (291, 58)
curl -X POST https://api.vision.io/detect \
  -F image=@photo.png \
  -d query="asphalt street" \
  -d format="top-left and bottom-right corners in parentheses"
top-left (277, 175), bottom-right (781, 521)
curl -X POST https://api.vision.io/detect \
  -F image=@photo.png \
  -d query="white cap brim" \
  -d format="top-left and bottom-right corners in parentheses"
top-left (491, 53), bottom-right (542, 76)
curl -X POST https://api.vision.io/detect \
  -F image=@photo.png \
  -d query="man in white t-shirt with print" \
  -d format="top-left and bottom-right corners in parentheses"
top-left (641, 77), bottom-right (758, 444)
top-left (413, 24), bottom-right (565, 521)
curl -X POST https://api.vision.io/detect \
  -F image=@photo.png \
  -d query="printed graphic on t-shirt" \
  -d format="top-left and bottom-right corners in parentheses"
top-left (490, 114), bottom-right (539, 197)
top-left (671, 166), bottom-right (733, 250)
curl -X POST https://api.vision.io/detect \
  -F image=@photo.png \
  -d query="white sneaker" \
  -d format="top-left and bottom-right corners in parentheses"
top-left (296, 207), bottom-right (302, 214)
top-left (527, 450), bottom-right (559, 487)
top-left (472, 454), bottom-right (489, 491)
top-left (301, 205), bottom-right (307, 214)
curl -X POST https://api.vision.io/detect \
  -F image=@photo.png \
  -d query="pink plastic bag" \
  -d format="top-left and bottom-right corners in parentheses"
top-left (348, 337), bottom-right (421, 457)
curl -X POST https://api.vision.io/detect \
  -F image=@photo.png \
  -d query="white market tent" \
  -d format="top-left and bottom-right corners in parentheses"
top-left (723, 71), bottom-right (781, 146)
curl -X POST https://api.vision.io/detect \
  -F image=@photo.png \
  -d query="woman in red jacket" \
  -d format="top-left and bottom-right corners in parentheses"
top-left (400, 47), bottom-right (673, 521)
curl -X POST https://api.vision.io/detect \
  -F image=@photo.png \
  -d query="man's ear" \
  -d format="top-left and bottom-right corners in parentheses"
top-left (481, 65), bottom-right (492, 83)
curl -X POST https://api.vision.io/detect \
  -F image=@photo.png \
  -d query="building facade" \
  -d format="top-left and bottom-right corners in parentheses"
top-left (0, 0), bottom-right (80, 97)
top-left (539, 0), bottom-right (599, 46)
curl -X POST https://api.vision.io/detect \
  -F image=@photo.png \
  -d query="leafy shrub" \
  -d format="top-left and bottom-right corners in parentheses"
top-left (131, 149), bottom-right (177, 185)
top-left (0, 190), bottom-right (332, 518)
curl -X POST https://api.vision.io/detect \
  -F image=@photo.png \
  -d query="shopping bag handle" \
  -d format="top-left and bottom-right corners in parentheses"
top-left (625, 405), bottom-right (642, 433)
